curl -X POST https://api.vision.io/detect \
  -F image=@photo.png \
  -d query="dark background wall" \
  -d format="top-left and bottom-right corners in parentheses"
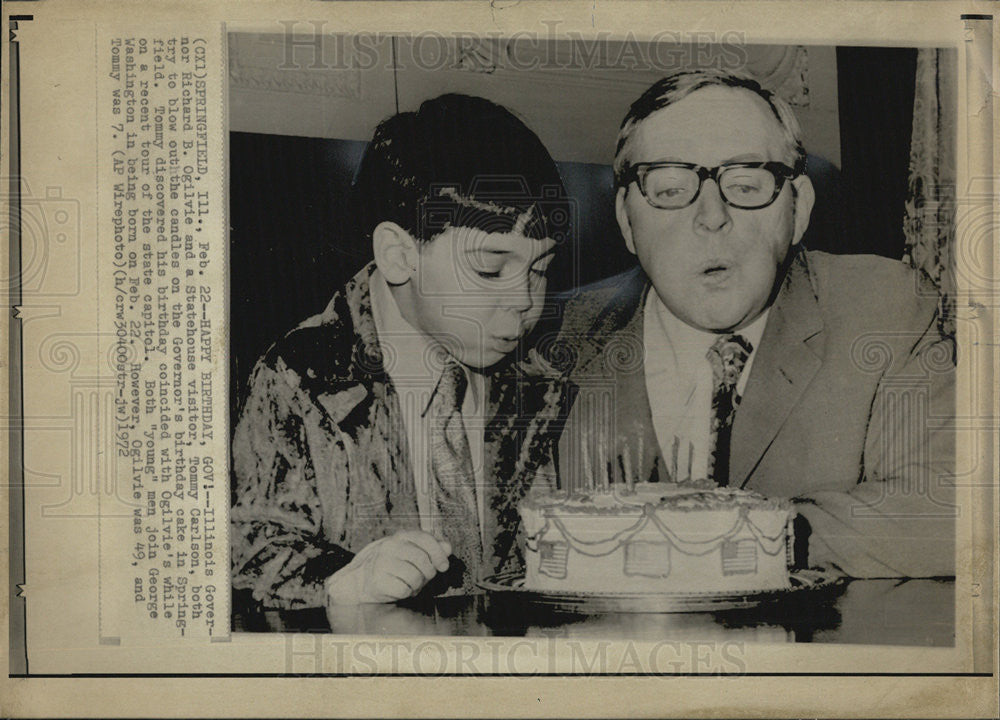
top-left (836, 47), bottom-right (918, 257)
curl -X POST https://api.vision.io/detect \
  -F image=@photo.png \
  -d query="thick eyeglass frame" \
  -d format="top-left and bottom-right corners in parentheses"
top-left (622, 161), bottom-right (801, 210)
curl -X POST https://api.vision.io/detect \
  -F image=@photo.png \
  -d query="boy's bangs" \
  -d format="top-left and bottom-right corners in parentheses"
top-left (419, 188), bottom-right (571, 243)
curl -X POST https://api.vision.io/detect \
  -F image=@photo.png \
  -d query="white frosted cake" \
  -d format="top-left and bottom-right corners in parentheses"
top-left (520, 482), bottom-right (794, 594)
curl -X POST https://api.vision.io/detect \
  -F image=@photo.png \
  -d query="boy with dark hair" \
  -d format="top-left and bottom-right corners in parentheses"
top-left (232, 94), bottom-right (573, 609)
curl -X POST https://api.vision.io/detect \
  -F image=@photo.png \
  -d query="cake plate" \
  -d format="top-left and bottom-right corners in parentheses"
top-left (477, 568), bottom-right (845, 614)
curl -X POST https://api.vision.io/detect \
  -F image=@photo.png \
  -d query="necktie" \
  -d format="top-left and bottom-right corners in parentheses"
top-left (706, 334), bottom-right (753, 486)
top-left (427, 359), bottom-right (483, 593)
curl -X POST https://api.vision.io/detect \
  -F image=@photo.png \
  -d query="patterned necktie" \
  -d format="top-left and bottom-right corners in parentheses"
top-left (427, 358), bottom-right (483, 593)
top-left (706, 334), bottom-right (753, 487)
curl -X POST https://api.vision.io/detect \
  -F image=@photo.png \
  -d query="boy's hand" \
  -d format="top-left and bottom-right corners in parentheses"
top-left (325, 530), bottom-right (453, 605)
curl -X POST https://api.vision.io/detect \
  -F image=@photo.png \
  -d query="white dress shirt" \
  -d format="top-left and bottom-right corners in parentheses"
top-left (369, 269), bottom-right (487, 544)
top-left (642, 289), bottom-right (768, 483)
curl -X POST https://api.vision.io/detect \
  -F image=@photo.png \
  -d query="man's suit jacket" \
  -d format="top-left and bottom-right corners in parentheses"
top-left (231, 264), bottom-right (571, 608)
top-left (551, 249), bottom-right (955, 578)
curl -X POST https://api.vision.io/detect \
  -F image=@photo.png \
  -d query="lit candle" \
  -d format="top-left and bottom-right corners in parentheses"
top-left (671, 436), bottom-right (679, 484)
top-left (622, 440), bottom-right (634, 493)
top-left (581, 424), bottom-right (594, 492)
top-left (597, 421), bottom-right (609, 493)
top-left (636, 432), bottom-right (644, 486)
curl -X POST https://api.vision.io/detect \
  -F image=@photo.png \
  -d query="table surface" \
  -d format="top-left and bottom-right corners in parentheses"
top-left (234, 577), bottom-right (955, 646)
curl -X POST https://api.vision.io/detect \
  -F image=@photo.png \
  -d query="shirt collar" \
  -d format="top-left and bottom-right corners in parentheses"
top-left (369, 268), bottom-right (483, 416)
top-left (647, 289), bottom-right (770, 369)
top-left (735, 307), bottom-right (769, 353)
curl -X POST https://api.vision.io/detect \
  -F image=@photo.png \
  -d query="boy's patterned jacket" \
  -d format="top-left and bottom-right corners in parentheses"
top-left (231, 264), bottom-right (573, 608)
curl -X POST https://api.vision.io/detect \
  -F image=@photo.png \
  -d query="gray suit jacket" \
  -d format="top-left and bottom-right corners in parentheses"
top-left (551, 249), bottom-right (955, 578)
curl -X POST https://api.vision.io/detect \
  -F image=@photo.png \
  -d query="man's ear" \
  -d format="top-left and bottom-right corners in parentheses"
top-left (372, 221), bottom-right (418, 285)
top-left (789, 174), bottom-right (815, 247)
top-left (615, 187), bottom-right (637, 255)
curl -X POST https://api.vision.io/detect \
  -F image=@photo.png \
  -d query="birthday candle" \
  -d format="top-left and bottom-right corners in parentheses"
top-left (622, 440), bottom-right (634, 493)
top-left (671, 436), bottom-right (680, 484)
top-left (636, 432), bottom-right (644, 486)
top-left (581, 424), bottom-right (594, 492)
top-left (597, 421), bottom-right (609, 493)
top-left (602, 419), bottom-right (609, 490)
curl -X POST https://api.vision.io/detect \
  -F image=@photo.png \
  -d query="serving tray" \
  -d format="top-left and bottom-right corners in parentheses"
top-left (477, 568), bottom-right (845, 614)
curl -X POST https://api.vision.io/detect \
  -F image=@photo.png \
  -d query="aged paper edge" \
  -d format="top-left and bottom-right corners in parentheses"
top-left (1, 0), bottom-right (997, 717)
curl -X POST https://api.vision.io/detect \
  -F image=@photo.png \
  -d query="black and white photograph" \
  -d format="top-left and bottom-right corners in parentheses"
top-left (3, 1), bottom-right (996, 716)
top-left (227, 31), bottom-right (957, 646)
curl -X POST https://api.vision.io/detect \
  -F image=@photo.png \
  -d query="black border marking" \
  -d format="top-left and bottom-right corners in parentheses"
top-left (7, 13), bottom-right (32, 679)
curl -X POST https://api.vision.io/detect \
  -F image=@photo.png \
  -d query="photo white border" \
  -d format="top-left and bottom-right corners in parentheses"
top-left (1, 1), bottom-right (996, 717)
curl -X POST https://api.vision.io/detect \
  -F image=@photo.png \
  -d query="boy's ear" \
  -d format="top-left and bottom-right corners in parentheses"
top-left (372, 221), bottom-right (418, 285)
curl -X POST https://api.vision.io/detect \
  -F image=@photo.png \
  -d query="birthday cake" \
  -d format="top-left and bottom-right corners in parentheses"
top-left (520, 482), bottom-right (794, 594)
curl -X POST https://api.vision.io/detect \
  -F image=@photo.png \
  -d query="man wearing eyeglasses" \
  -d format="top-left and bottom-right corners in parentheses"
top-left (552, 70), bottom-right (955, 578)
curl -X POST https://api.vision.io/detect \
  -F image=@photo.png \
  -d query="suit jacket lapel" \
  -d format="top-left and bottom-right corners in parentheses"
top-left (570, 266), bottom-right (647, 378)
top-left (299, 265), bottom-right (420, 532)
top-left (567, 268), bottom-right (668, 486)
top-left (731, 252), bottom-right (824, 487)
top-left (606, 305), bottom-right (664, 485)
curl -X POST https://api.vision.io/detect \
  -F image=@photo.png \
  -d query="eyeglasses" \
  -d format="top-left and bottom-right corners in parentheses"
top-left (622, 161), bottom-right (800, 210)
